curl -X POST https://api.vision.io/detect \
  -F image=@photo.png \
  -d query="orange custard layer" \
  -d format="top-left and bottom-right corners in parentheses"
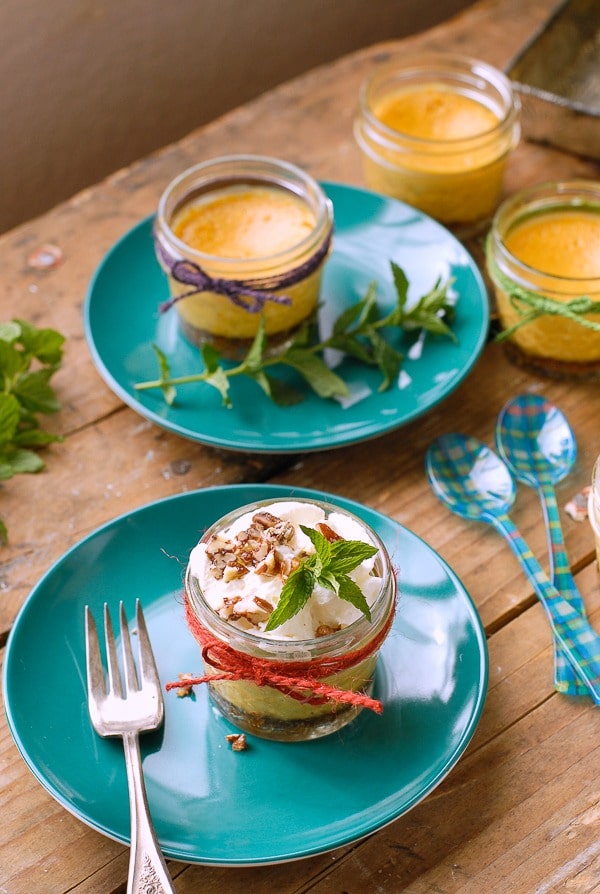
top-left (374, 84), bottom-right (500, 143)
top-left (172, 185), bottom-right (315, 258)
top-left (167, 184), bottom-right (326, 346)
top-left (497, 208), bottom-right (600, 364)
top-left (359, 83), bottom-right (510, 223)
top-left (504, 210), bottom-right (600, 278)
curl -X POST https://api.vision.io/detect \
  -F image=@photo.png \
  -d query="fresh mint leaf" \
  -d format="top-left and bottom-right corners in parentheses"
top-left (204, 367), bottom-right (232, 407)
top-left (280, 349), bottom-right (348, 399)
top-left (0, 394), bottom-right (20, 444)
top-left (329, 539), bottom-right (378, 574)
top-left (252, 372), bottom-right (304, 407)
top-left (0, 321), bottom-right (21, 343)
top-left (300, 524), bottom-right (332, 569)
top-left (326, 332), bottom-right (375, 366)
top-left (151, 344), bottom-right (177, 406)
top-left (317, 570), bottom-right (340, 594)
top-left (368, 329), bottom-right (403, 392)
top-left (13, 369), bottom-right (61, 414)
top-left (332, 293), bottom-right (369, 335)
top-left (391, 262), bottom-right (409, 310)
top-left (336, 575), bottom-right (372, 622)
top-left (265, 525), bottom-right (377, 630)
top-left (264, 563), bottom-right (316, 631)
top-left (0, 319), bottom-right (64, 543)
top-left (331, 282), bottom-right (378, 335)
top-left (14, 428), bottom-right (62, 447)
top-left (5, 447), bottom-right (45, 475)
top-left (241, 316), bottom-right (267, 373)
top-left (15, 319), bottom-right (65, 366)
top-left (0, 340), bottom-right (25, 380)
top-left (201, 343), bottom-right (232, 407)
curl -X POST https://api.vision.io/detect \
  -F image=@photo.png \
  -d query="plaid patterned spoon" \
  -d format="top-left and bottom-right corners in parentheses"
top-left (425, 432), bottom-right (600, 703)
top-left (496, 393), bottom-right (587, 696)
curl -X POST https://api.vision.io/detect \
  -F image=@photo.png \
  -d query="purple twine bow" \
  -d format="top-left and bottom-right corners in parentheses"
top-left (155, 226), bottom-right (332, 315)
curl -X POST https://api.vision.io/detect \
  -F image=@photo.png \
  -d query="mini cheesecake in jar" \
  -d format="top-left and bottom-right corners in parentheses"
top-left (181, 498), bottom-right (397, 742)
top-left (154, 155), bottom-right (333, 359)
top-left (487, 180), bottom-right (600, 378)
top-left (354, 53), bottom-right (520, 227)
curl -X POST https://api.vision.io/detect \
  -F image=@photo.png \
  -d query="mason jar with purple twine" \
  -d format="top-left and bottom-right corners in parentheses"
top-left (154, 155), bottom-right (334, 360)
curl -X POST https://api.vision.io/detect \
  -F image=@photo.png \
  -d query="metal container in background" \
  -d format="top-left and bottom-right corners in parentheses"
top-left (507, 0), bottom-right (600, 161)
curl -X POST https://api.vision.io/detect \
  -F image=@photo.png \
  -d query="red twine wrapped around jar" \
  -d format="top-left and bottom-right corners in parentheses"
top-left (166, 590), bottom-right (395, 713)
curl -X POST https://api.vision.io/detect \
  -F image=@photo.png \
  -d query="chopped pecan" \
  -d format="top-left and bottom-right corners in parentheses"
top-left (254, 596), bottom-right (274, 615)
top-left (174, 673), bottom-right (197, 697)
top-left (206, 511), bottom-right (294, 581)
top-left (316, 522), bottom-right (343, 542)
top-left (316, 624), bottom-right (342, 637)
top-left (225, 733), bottom-right (248, 751)
top-left (252, 511), bottom-right (282, 529)
top-left (255, 548), bottom-right (286, 576)
top-left (223, 563), bottom-right (249, 582)
top-left (219, 595), bottom-right (242, 619)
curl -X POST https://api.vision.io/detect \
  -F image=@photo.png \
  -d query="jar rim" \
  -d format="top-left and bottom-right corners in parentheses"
top-left (490, 179), bottom-right (600, 286)
top-left (185, 497), bottom-right (396, 658)
top-left (155, 154), bottom-right (333, 271)
top-left (357, 51), bottom-right (519, 152)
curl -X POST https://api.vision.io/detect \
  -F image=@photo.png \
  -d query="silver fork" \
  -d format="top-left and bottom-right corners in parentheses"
top-left (85, 600), bottom-right (176, 894)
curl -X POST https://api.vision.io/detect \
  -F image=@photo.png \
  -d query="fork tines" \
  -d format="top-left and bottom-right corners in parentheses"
top-left (84, 600), bottom-right (163, 736)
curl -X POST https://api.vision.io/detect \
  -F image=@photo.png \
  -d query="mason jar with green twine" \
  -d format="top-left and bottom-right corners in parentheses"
top-left (486, 180), bottom-right (600, 379)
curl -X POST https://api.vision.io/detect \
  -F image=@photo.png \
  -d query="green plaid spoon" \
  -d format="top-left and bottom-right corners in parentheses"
top-left (496, 393), bottom-right (587, 696)
top-left (425, 433), bottom-right (600, 703)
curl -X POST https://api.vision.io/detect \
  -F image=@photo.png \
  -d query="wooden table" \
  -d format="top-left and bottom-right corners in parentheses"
top-left (2, 0), bottom-right (599, 890)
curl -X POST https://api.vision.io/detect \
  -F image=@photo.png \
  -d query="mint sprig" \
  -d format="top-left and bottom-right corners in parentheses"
top-left (264, 525), bottom-right (378, 631)
top-left (135, 262), bottom-right (456, 407)
top-left (0, 320), bottom-right (64, 544)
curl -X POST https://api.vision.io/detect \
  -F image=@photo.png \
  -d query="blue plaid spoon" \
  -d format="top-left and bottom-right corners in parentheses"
top-left (425, 433), bottom-right (600, 703)
top-left (496, 393), bottom-right (588, 696)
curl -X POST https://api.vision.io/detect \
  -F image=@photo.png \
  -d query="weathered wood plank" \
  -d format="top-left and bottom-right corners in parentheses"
top-left (0, 411), bottom-right (290, 634)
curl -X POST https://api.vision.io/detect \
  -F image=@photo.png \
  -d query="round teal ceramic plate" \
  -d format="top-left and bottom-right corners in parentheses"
top-left (84, 182), bottom-right (489, 453)
top-left (3, 485), bottom-right (488, 866)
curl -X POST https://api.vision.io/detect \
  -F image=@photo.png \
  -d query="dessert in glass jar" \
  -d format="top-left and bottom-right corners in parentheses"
top-left (487, 180), bottom-right (600, 378)
top-left (154, 155), bottom-right (333, 359)
top-left (354, 52), bottom-right (520, 227)
top-left (179, 498), bottom-right (397, 741)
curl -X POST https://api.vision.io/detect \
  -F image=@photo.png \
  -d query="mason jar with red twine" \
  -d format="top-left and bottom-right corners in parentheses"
top-left (167, 499), bottom-right (397, 742)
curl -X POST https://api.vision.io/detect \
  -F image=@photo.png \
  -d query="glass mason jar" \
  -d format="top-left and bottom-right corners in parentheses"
top-left (154, 155), bottom-right (333, 359)
top-left (354, 52), bottom-right (520, 227)
top-left (184, 498), bottom-right (397, 742)
top-left (590, 456), bottom-right (600, 569)
top-left (487, 181), bottom-right (600, 378)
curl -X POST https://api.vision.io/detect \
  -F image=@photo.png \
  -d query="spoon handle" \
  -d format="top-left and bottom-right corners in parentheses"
top-left (538, 480), bottom-right (589, 696)
top-left (491, 512), bottom-right (600, 703)
top-left (539, 481), bottom-right (585, 610)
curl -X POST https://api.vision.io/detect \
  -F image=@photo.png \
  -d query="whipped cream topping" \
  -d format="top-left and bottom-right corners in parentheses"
top-left (188, 500), bottom-right (383, 640)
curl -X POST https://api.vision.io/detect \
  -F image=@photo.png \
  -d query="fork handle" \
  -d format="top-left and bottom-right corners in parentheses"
top-left (122, 731), bottom-right (176, 894)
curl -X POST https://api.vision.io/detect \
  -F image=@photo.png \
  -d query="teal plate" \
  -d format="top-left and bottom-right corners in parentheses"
top-left (3, 485), bottom-right (488, 866)
top-left (84, 182), bottom-right (489, 453)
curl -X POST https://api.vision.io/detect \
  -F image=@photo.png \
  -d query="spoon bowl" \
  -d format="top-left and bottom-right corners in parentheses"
top-left (426, 432), bottom-right (516, 521)
top-left (495, 393), bottom-right (577, 488)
